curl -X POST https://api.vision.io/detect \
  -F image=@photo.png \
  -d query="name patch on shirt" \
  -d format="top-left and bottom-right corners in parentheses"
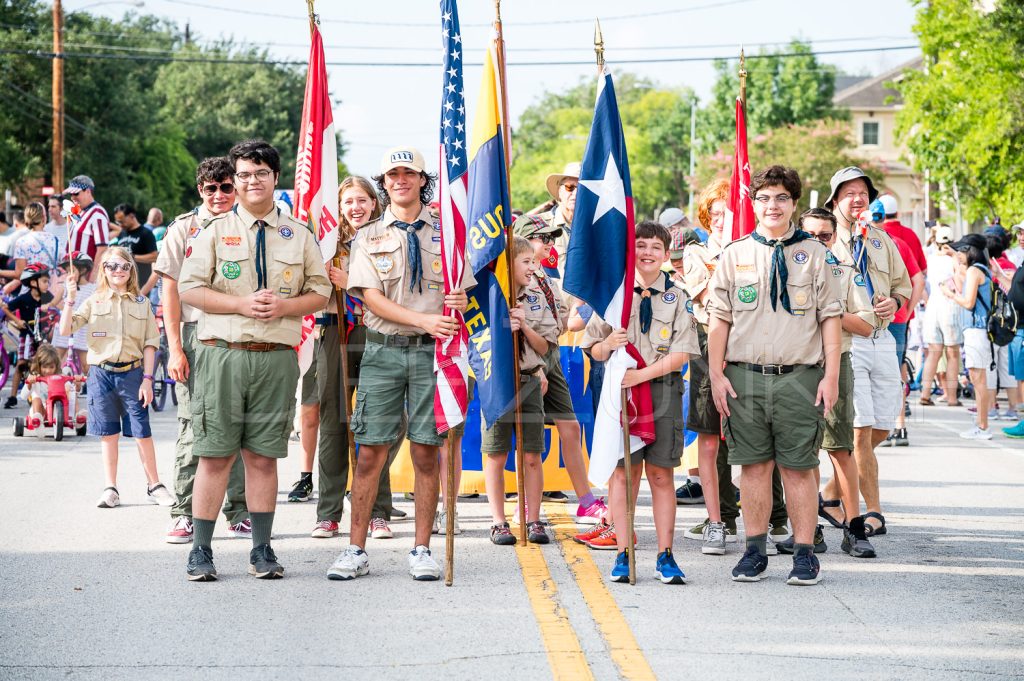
top-left (92, 331), bottom-right (107, 337)
top-left (530, 304), bottom-right (541, 311)
top-left (793, 250), bottom-right (808, 264)
top-left (221, 236), bottom-right (242, 247)
top-left (736, 264), bottom-right (755, 273)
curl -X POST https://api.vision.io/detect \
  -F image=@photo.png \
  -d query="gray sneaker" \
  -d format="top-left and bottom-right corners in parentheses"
top-left (701, 521), bottom-right (727, 555)
top-left (685, 518), bottom-right (738, 543)
top-left (186, 546), bottom-right (217, 582)
top-left (248, 544), bottom-right (284, 579)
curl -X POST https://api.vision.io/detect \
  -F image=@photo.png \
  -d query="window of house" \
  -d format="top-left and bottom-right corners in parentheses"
top-left (862, 121), bottom-right (880, 146)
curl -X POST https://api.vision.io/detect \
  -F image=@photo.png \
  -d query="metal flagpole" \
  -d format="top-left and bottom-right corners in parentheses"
top-left (596, 18), bottom-right (636, 586)
top-left (494, 0), bottom-right (528, 543)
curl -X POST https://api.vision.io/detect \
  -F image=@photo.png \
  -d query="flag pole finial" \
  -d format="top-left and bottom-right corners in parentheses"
top-left (306, 0), bottom-right (317, 36)
top-left (494, 0), bottom-right (501, 23)
top-left (594, 18), bottom-right (605, 69)
top-left (738, 46), bottom-right (747, 106)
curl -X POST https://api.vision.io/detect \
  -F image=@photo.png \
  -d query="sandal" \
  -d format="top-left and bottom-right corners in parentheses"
top-left (919, 397), bottom-right (934, 406)
top-left (863, 511), bottom-right (887, 536)
top-left (818, 493), bottom-right (845, 529)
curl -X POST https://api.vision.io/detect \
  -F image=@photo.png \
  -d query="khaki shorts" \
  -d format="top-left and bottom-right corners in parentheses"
top-left (723, 363), bottom-right (824, 471)
top-left (191, 342), bottom-right (299, 459)
top-left (542, 346), bottom-right (576, 420)
top-left (617, 373), bottom-right (684, 470)
top-left (481, 375), bottom-right (546, 454)
top-left (821, 352), bottom-right (854, 452)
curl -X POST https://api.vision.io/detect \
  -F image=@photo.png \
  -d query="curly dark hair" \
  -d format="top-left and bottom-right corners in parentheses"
top-left (750, 165), bottom-right (803, 203)
top-left (229, 139), bottom-right (281, 174)
top-left (372, 171), bottom-right (436, 208)
top-left (195, 156), bottom-right (234, 186)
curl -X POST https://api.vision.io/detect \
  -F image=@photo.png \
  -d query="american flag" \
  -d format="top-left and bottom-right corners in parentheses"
top-left (434, 0), bottom-right (470, 435)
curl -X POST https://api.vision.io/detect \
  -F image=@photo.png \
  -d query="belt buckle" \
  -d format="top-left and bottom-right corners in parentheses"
top-left (761, 364), bottom-right (783, 375)
top-left (392, 335), bottom-right (410, 347)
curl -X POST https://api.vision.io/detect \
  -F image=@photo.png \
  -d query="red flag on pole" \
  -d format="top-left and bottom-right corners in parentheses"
top-left (293, 23), bottom-right (340, 372)
top-left (724, 97), bottom-right (755, 243)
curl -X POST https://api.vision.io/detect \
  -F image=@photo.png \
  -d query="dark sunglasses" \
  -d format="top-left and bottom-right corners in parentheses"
top-left (103, 262), bottom-right (133, 272)
top-left (811, 232), bottom-right (834, 242)
top-left (530, 234), bottom-right (555, 245)
top-left (201, 182), bottom-right (235, 196)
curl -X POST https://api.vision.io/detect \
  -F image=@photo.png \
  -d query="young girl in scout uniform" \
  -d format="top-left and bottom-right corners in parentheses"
top-left (59, 246), bottom-right (172, 509)
top-left (483, 236), bottom-right (553, 546)
top-left (581, 221), bottom-right (700, 585)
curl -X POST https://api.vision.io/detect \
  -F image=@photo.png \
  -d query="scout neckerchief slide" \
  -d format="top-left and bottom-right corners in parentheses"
top-left (634, 271), bottom-right (672, 333)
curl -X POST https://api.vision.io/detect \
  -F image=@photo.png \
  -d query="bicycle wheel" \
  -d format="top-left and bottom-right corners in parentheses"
top-left (151, 355), bottom-right (168, 412)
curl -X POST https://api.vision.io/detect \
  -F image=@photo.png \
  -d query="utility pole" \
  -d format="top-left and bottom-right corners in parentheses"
top-left (687, 98), bottom-right (696, 221)
top-left (52, 0), bottom-right (65, 193)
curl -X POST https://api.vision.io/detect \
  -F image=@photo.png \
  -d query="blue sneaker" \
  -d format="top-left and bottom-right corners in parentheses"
top-left (731, 546), bottom-right (768, 582)
top-left (1002, 420), bottom-right (1024, 439)
top-left (675, 480), bottom-right (704, 505)
top-left (786, 548), bottom-right (822, 586)
top-left (610, 550), bottom-right (630, 583)
top-left (655, 549), bottom-right (687, 584)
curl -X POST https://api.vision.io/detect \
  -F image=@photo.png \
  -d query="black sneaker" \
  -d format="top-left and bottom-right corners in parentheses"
top-left (776, 525), bottom-right (827, 554)
top-left (287, 475), bottom-right (313, 502)
top-left (186, 546), bottom-right (217, 582)
top-left (786, 548), bottom-right (821, 586)
top-left (675, 480), bottom-right (704, 505)
top-left (3, 396), bottom-right (17, 409)
top-left (842, 516), bottom-right (877, 558)
top-left (542, 491), bottom-right (568, 502)
top-left (527, 521), bottom-right (550, 544)
top-left (490, 522), bottom-right (517, 546)
top-left (894, 427), bottom-right (909, 447)
top-left (731, 546), bottom-right (768, 582)
top-left (248, 544), bottom-right (284, 579)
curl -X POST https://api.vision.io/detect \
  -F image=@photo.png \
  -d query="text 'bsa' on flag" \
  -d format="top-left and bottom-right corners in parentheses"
top-left (725, 96), bottom-right (755, 243)
top-left (465, 34), bottom-right (516, 429)
top-left (434, 0), bottom-right (470, 435)
top-left (562, 66), bottom-right (654, 485)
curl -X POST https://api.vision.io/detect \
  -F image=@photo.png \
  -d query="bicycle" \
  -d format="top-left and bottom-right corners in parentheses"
top-left (150, 304), bottom-right (177, 412)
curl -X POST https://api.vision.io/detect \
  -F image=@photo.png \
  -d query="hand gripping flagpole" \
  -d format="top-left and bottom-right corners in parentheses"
top-left (596, 18), bottom-right (636, 586)
top-left (495, 0), bottom-right (528, 544)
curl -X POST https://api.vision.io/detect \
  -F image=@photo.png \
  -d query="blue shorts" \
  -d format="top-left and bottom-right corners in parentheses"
top-left (1010, 329), bottom-right (1024, 381)
top-left (889, 322), bottom-right (908, 365)
top-left (87, 366), bottom-right (152, 438)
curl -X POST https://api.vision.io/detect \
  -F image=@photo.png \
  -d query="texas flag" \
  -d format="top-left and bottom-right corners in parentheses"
top-left (563, 66), bottom-right (655, 485)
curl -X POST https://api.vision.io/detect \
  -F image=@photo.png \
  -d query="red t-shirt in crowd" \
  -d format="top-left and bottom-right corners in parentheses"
top-left (883, 219), bottom-right (927, 274)
top-left (891, 233), bottom-right (922, 324)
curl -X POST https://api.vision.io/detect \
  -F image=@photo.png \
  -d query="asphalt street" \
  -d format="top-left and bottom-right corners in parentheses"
top-left (1, 399), bottom-right (1022, 680)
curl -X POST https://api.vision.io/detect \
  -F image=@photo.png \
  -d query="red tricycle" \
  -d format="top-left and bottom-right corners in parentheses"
top-left (13, 373), bottom-right (87, 441)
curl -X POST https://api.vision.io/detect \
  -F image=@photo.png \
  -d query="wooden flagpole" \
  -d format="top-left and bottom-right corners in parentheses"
top-left (738, 47), bottom-right (747, 109)
top-left (597, 18), bottom-right (636, 586)
top-left (494, 0), bottom-right (528, 544)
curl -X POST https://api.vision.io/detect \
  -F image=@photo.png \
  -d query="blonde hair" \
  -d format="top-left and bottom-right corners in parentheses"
top-left (24, 203), bottom-right (45, 231)
top-left (338, 175), bottom-right (382, 241)
top-left (96, 246), bottom-right (140, 296)
top-left (512, 235), bottom-right (534, 259)
top-left (697, 178), bottom-right (731, 230)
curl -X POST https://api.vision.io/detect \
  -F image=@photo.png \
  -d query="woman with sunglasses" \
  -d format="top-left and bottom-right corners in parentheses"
top-left (60, 247), bottom-right (171, 509)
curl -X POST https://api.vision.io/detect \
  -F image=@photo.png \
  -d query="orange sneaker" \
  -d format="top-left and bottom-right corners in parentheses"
top-left (585, 525), bottom-right (636, 551)
top-left (573, 521), bottom-right (609, 545)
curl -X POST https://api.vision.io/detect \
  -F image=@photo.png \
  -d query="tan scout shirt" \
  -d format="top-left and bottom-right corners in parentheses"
top-left (829, 225), bottom-right (912, 331)
top-left (70, 288), bottom-right (160, 365)
top-left (177, 204), bottom-right (331, 345)
top-left (580, 274), bottom-right (699, 366)
top-left (347, 206), bottom-right (476, 336)
top-left (680, 232), bottom-right (725, 326)
top-left (517, 273), bottom-right (567, 373)
top-left (154, 206), bottom-right (215, 324)
top-left (834, 262), bottom-right (876, 353)
top-left (537, 207), bottom-right (571, 277)
top-left (706, 226), bottom-right (843, 366)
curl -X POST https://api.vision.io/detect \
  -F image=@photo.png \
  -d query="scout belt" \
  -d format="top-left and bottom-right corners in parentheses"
top-left (366, 329), bottom-right (433, 347)
top-left (99, 359), bottom-right (142, 372)
top-left (728, 362), bottom-right (816, 376)
top-left (200, 339), bottom-right (292, 352)
top-left (315, 313), bottom-right (339, 326)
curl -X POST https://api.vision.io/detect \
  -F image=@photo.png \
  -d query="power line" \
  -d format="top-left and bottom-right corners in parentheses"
top-left (0, 44), bottom-right (920, 68)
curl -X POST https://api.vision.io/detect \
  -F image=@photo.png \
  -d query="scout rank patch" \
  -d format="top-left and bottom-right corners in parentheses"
top-left (431, 258), bottom-right (442, 274)
top-left (374, 255), bottom-right (394, 274)
top-left (658, 326), bottom-right (671, 340)
top-left (221, 261), bottom-right (241, 279)
top-left (793, 291), bottom-right (809, 306)
top-left (737, 285), bottom-right (757, 303)
top-left (793, 250), bottom-right (809, 264)
top-left (283, 269), bottom-right (293, 283)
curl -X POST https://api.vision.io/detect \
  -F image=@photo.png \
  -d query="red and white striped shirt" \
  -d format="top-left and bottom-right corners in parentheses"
top-left (69, 202), bottom-right (109, 260)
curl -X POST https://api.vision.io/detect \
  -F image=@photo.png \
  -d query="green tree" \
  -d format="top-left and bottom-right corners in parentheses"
top-left (700, 41), bottom-right (844, 154)
top-left (895, 0), bottom-right (1024, 220)
top-left (695, 119), bottom-right (881, 215)
top-left (510, 73), bottom-right (696, 218)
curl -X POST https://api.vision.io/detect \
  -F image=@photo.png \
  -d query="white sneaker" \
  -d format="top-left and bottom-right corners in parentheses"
top-left (435, 509), bottom-right (461, 536)
top-left (146, 483), bottom-right (175, 507)
top-left (407, 545), bottom-right (441, 581)
top-left (960, 426), bottom-right (993, 440)
top-left (369, 517), bottom-right (393, 539)
top-left (766, 523), bottom-right (791, 556)
top-left (166, 516), bottom-right (193, 544)
top-left (97, 487), bottom-right (120, 508)
top-left (327, 545), bottom-right (369, 581)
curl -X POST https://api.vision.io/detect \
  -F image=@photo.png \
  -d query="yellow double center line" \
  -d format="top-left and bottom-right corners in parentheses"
top-left (512, 503), bottom-right (656, 681)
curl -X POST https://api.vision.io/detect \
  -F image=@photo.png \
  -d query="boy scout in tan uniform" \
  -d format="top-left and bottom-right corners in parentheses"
top-left (581, 221), bottom-right (700, 584)
top-left (333, 147), bottom-right (473, 582)
top-left (824, 167), bottom-right (912, 540)
top-left (178, 140), bottom-right (330, 582)
top-left (535, 162), bottom-right (580, 276)
top-left (706, 165), bottom-right (843, 586)
top-left (156, 158), bottom-right (248, 544)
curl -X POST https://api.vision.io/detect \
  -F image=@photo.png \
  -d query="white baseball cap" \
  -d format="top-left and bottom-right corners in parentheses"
top-left (380, 147), bottom-right (426, 175)
top-left (879, 194), bottom-right (898, 215)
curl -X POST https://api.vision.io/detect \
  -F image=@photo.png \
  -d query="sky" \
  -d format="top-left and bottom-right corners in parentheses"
top-left (71, 0), bottom-right (921, 178)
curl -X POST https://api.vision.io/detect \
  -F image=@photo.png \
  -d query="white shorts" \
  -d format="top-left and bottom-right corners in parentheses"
top-left (922, 305), bottom-right (963, 347)
top-left (851, 333), bottom-right (901, 431)
top-left (963, 328), bottom-right (1017, 390)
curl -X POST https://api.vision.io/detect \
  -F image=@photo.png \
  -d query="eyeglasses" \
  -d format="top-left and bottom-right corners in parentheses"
top-left (103, 262), bottom-right (133, 272)
top-left (560, 183), bottom-right (577, 193)
top-left (754, 194), bottom-right (792, 204)
top-left (811, 232), bottom-right (834, 242)
top-left (235, 169), bottom-right (274, 183)
top-left (202, 182), bottom-right (235, 196)
top-left (530, 234), bottom-right (555, 245)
